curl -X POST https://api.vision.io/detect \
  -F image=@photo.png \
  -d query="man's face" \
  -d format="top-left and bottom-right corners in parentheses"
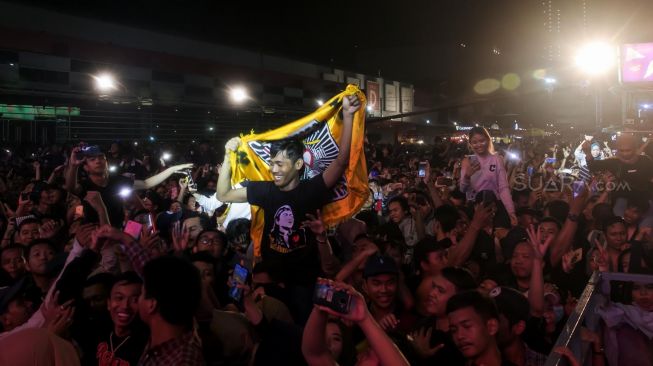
top-left (510, 242), bottom-right (534, 280)
top-left (495, 314), bottom-right (519, 348)
top-left (138, 284), bottom-right (153, 325)
top-left (276, 209), bottom-right (294, 230)
top-left (1, 248), bottom-right (25, 279)
top-left (83, 283), bottom-right (109, 315)
top-left (418, 200), bottom-right (432, 218)
top-left (193, 261), bottom-right (215, 286)
top-left (616, 135), bottom-right (637, 163)
top-left (632, 282), bottom-right (653, 312)
top-left (478, 279), bottom-right (498, 295)
top-left (624, 206), bottom-right (642, 226)
top-left (1, 300), bottom-right (32, 332)
top-left (421, 250), bottom-right (448, 276)
top-left (206, 181), bottom-right (216, 191)
top-left (388, 202), bottom-right (406, 224)
top-left (108, 282), bottom-right (141, 330)
top-left (605, 223), bottom-right (627, 250)
top-left (518, 214), bottom-right (535, 229)
top-left (449, 306), bottom-right (496, 360)
top-left (270, 151), bottom-right (301, 189)
top-left (417, 275), bottom-right (457, 317)
top-left (591, 145), bottom-right (601, 158)
top-left (18, 223), bottom-right (40, 244)
top-left (26, 243), bottom-right (54, 275)
top-left (183, 217), bottom-right (203, 241)
top-left (363, 274), bottom-right (398, 310)
top-left (84, 154), bottom-right (108, 175)
top-left (170, 202), bottom-right (182, 213)
top-left (252, 272), bottom-right (274, 288)
top-left (196, 232), bottom-right (224, 259)
top-left (538, 222), bottom-right (559, 244)
top-left (325, 322), bottom-right (344, 361)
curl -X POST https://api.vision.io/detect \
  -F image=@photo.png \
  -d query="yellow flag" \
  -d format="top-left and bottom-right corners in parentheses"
top-left (229, 84), bottom-right (368, 257)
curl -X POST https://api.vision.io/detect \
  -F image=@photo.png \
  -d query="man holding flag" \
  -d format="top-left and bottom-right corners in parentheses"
top-left (217, 90), bottom-right (363, 321)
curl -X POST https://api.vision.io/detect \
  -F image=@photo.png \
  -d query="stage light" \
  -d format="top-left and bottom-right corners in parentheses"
top-left (229, 86), bottom-right (248, 103)
top-left (92, 73), bottom-right (117, 92)
top-left (575, 42), bottom-right (615, 75)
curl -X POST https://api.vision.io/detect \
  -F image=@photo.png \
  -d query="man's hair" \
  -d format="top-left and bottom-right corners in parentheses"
top-left (414, 237), bottom-right (446, 266)
top-left (269, 138), bottom-right (305, 164)
top-left (603, 216), bottom-right (626, 232)
top-left (111, 271), bottom-right (142, 289)
top-left (544, 200), bottom-right (569, 224)
top-left (143, 256), bottom-right (201, 328)
top-left (252, 261), bottom-right (282, 283)
top-left (387, 196), bottom-right (409, 212)
top-left (441, 267), bottom-right (477, 292)
top-left (25, 239), bottom-right (56, 258)
top-left (18, 218), bottom-right (40, 231)
top-left (226, 218), bottom-right (251, 241)
top-left (626, 196), bottom-right (650, 213)
top-left (1, 244), bottom-right (24, 258)
top-left (435, 205), bottom-right (460, 233)
top-left (85, 272), bottom-right (117, 290)
top-left (539, 216), bottom-right (562, 230)
top-left (446, 290), bottom-right (499, 322)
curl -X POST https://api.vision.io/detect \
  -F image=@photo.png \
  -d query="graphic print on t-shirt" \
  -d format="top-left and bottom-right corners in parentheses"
top-left (97, 341), bottom-right (131, 366)
top-left (247, 123), bottom-right (349, 202)
top-left (268, 204), bottom-right (306, 253)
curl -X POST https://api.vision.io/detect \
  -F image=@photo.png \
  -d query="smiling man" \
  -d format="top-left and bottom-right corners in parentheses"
top-left (93, 271), bottom-right (148, 366)
top-left (216, 95), bottom-right (360, 285)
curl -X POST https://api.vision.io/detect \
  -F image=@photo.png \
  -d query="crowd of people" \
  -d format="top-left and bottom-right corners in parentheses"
top-left (0, 98), bottom-right (652, 365)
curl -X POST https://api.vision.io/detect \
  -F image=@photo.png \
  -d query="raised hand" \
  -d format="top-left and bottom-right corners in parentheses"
top-left (314, 278), bottom-right (368, 324)
top-left (342, 94), bottom-right (362, 115)
top-left (225, 137), bottom-right (241, 153)
top-left (378, 313), bottom-right (400, 331)
top-left (171, 222), bottom-right (190, 252)
top-left (302, 210), bottom-right (325, 236)
top-left (526, 224), bottom-right (552, 260)
top-left (409, 327), bottom-right (445, 358)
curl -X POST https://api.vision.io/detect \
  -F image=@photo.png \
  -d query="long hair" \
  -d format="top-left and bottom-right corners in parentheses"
top-left (468, 127), bottom-right (495, 154)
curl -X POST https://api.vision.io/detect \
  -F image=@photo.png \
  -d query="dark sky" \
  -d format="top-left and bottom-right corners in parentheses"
top-left (10, 0), bottom-right (653, 91)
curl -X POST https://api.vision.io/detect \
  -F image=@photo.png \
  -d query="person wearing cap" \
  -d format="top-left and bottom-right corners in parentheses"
top-left (490, 286), bottom-right (547, 366)
top-left (361, 255), bottom-right (406, 331)
top-left (65, 144), bottom-right (192, 228)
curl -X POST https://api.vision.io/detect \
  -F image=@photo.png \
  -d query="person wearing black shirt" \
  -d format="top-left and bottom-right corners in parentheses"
top-left (216, 94), bottom-right (361, 285)
top-left (64, 145), bottom-right (192, 228)
top-left (91, 272), bottom-right (148, 366)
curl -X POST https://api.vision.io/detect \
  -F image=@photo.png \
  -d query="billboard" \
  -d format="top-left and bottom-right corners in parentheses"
top-left (366, 81), bottom-right (380, 113)
top-left (621, 43), bottom-right (653, 84)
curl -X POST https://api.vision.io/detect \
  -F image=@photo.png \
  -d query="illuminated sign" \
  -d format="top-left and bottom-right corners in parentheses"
top-left (621, 43), bottom-right (653, 84)
top-left (0, 105), bottom-right (80, 121)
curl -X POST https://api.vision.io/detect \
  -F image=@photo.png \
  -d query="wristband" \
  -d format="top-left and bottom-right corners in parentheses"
top-left (567, 213), bottom-right (579, 222)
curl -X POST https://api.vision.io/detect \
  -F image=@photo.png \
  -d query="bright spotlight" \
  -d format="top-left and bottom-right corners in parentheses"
top-left (366, 105), bottom-right (373, 112)
top-left (118, 187), bottom-right (132, 198)
top-left (317, 99), bottom-right (324, 106)
top-left (162, 152), bottom-right (171, 161)
top-left (426, 119), bottom-right (431, 124)
top-left (642, 104), bottom-right (651, 109)
top-left (575, 42), bottom-right (615, 75)
top-left (109, 165), bottom-right (117, 173)
top-left (93, 73), bottom-right (117, 92)
top-left (229, 86), bottom-right (248, 103)
top-left (544, 78), bottom-right (557, 84)
top-left (149, 136), bottom-right (155, 141)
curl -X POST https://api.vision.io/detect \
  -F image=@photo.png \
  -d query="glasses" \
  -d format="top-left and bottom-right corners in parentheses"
top-left (199, 238), bottom-right (221, 246)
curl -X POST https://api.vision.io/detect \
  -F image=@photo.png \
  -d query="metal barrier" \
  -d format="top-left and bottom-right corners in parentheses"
top-left (544, 272), bottom-right (653, 366)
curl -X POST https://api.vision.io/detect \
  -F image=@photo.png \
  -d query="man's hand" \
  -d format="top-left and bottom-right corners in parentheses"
top-left (342, 94), bottom-right (361, 116)
top-left (75, 223), bottom-right (98, 249)
top-left (70, 147), bottom-right (85, 166)
top-left (526, 224), bottom-right (552, 260)
top-left (409, 327), bottom-right (445, 358)
top-left (225, 137), bottom-right (241, 153)
top-left (302, 210), bottom-right (326, 237)
top-left (314, 279), bottom-right (369, 324)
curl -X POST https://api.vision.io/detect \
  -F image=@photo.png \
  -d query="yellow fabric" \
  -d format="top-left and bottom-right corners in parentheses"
top-left (229, 84), bottom-right (368, 257)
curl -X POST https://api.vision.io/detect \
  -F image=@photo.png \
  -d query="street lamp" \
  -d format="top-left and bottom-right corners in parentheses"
top-left (229, 86), bottom-right (248, 104)
top-left (92, 73), bottom-right (117, 92)
top-left (574, 41), bottom-right (616, 129)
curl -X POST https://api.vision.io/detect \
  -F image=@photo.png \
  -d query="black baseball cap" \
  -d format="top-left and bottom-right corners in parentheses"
top-left (363, 255), bottom-right (399, 279)
top-left (81, 145), bottom-right (103, 157)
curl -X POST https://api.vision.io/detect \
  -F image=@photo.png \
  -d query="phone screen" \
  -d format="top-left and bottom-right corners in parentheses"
top-left (124, 220), bottom-right (143, 239)
top-left (229, 264), bottom-right (249, 301)
top-left (418, 161), bottom-right (427, 177)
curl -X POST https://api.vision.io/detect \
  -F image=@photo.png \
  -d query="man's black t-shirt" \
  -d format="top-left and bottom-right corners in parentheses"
top-left (80, 175), bottom-right (133, 228)
top-left (247, 174), bottom-right (330, 285)
top-left (93, 328), bottom-right (148, 366)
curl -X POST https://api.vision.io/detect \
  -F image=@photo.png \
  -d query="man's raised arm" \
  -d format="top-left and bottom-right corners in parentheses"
top-left (216, 137), bottom-right (248, 203)
top-left (133, 163), bottom-right (194, 190)
top-left (322, 94), bottom-right (361, 189)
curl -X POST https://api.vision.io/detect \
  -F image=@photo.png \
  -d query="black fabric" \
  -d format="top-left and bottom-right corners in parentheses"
top-left (246, 174), bottom-right (329, 285)
top-left (587, 155), bottom-right (653, 199)
top-left (253, 317), bottom-right (306, 366)
top-left (80, 175), bottom-right (133, 228)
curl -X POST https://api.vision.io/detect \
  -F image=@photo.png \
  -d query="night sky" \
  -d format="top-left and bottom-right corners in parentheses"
top-left (8, 0), bottom-right (653, 92)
